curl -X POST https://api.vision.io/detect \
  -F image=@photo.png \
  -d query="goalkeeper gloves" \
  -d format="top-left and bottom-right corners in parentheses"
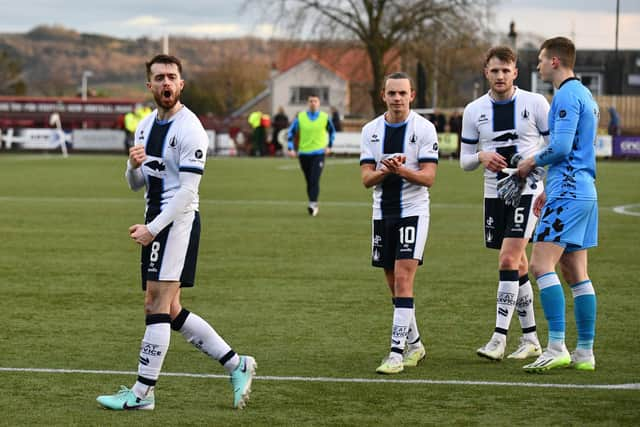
top-left (496, 166), bottom-right (546, 207)
top-left (497, 168), bottom-right (524, 207)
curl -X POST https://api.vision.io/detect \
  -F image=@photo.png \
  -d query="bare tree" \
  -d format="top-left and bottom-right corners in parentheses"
top-left (250, 0), bottom-right (494, 114)
top-left (0, 50), bottom-right (26, 95)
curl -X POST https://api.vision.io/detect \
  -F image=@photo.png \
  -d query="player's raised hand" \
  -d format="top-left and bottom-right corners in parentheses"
top-left (129, 224), bottom-right (154, 246)
top-left (129, 145), bottom-right (147, 168)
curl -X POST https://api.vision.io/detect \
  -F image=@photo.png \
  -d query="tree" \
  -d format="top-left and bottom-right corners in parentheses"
top-left (182, 58), bottom-right (269, 116)
top-left (253, 0), bottom-right (493, 114)
top-left (0, 49), bottom-right (26, 95)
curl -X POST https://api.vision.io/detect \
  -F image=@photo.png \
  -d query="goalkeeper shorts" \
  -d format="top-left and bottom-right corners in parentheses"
top-left (534, 198), bottom-right (598, 251)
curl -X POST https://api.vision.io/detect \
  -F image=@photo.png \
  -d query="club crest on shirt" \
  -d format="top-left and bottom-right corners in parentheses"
top-left (410, 133), bottom-right (417, 143)
top-left (169, 136), bottom-right (177, 148)
top-left (521, 108), bottom-right (529, 119)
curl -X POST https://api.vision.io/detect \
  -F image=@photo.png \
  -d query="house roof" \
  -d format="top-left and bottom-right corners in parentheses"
top-left (276, 46), bottom-right (400, 84)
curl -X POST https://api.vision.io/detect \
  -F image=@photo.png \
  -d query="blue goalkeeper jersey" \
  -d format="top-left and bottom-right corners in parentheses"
top-left (535, 78), bottom-right (598, 200)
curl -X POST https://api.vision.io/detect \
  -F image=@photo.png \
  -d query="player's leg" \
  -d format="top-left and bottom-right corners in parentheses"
top-left (174, 212), bottom-right (256, 407)
top-left (499, 239), bottom-right (541, 359)
top-left (171, 300), bottom-right (257, 407)
top-left (375, 218), bottom-right (404, 374)
top-left (298, 155), bottom-right (315, 214)
top-left (98, 217), bottom-right (188, 410)
top-left (522, 241), bottom-right (570, 372)
top-left (559, 199), bottom-right (598, 369)
top-left (524, 198), bottom-right (597, 372)
top-left (560, 250), bottom-right (596, 370)
top-left (169, 292), bottom-right (241, 373)
top-left (401, 215), bottom-right (428, 367)
top-left (510, 193), bottom-right (542, 358)
top-left (307, 153), bottom-right (325, 216)
top-left (506, 251), bottom-right (541, 358)
top-left (96, 280), bottom-right (179, 410)
top-left (377, 216), bottom-right (427, 372)
top-left (477, 198), bottom-right (509, 360)
top-left (561, 210), bottom-right (597, 371)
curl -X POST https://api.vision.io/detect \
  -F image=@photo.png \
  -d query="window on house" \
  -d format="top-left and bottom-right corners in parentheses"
top-left (289, 86), bottom-right (329, 105)
top-left (531, 71), bottom-right (603, 96)
top-left (531, 72), bottom-right (555, 96)
top-left (576, 72), bottom-right (602, 96)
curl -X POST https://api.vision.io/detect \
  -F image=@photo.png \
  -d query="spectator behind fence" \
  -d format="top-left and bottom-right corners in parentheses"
top-left (331, 106), bottom-right (343, 132)
top-left (608, 106), bottom-right (621, 136)
top-left (272, 106), bottom-right (289, 155)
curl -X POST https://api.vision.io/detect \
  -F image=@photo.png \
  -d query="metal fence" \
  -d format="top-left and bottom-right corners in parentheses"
top-left (595, 95), bottom-right (640, 134)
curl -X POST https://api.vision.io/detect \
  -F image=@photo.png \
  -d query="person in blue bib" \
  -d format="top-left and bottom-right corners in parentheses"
top-left (517, 37), bottom-right (599, 373)
top-left (287, 93), bottom-right (336, 216)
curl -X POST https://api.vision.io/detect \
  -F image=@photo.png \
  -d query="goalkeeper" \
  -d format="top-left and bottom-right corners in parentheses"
top-left (460, 46), bottom-right (550, 361)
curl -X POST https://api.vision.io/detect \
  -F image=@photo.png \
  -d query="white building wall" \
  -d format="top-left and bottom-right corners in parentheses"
top-left (271, 59), bottom-right (348, 120)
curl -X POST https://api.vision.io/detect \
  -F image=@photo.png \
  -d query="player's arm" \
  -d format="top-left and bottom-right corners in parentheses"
top-left (518, 94), bottom-right (578, 177)
top-left (125, 144), bottom-right (146, 191)
top-left (130, 171), bottom-right (200, 246)
top-left (385, 158), bottom-right (438, 187)
top-left (287, 117), bottom-right (299, 157)
top-left (326, 117), bottom-right (336, 152)
top-left (146, 172), bottom-right (201, 235)
top-left (459, 105), bottom-right (506, 172)
top-left (360, 161), bottom-right (390, 188)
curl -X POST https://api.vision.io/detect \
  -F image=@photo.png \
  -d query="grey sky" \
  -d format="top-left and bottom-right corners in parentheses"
top-left (1, 0), bottom-right (638, 49)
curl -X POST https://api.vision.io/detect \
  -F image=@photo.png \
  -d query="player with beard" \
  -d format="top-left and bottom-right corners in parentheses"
top-left (460, 46), bottom-right (549, 361)
top-left (97, 54), bottom-right (256, 411)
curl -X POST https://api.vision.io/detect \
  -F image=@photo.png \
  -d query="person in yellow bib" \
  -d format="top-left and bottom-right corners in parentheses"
top-left (287, 93), bottom-right (336, 216)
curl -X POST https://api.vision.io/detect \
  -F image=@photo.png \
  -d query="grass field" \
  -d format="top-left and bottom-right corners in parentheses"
top-left (0, 153), bottom-right (639, 426)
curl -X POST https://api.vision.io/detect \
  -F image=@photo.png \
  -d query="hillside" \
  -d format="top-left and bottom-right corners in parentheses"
top-left (0, 25), bottom-right (278, 98)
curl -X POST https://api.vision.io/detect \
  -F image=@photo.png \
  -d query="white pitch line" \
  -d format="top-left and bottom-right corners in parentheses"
top-left (277, 158), bottom-right (359, 170)
top-left (0, 367), bottom-right (638, 391)
top-left (612, 204), bottom-right (640, 217)
top-left (0, 196), bottom-right (474, 209)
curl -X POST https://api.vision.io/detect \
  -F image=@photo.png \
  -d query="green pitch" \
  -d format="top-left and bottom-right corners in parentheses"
top-left (0, 154), bottom-right (638, 425)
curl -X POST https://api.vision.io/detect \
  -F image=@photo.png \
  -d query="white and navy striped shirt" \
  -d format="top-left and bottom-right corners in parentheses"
top-left (360, 111), bottom-right (439, 219)
top-left (134, 106), bottom-right (208, 223)
top-left (461, 88), bottom-right (550, 197)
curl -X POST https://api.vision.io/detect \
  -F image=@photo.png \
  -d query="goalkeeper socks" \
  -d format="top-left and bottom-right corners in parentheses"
top-left (133, 313), bottom-right (171, 399)
top-left (493, 270), bottom-right (519, 340)
top-left (171, 308), bottom-right (239, 373)
top-left (571, 280), bottom-right (596, 351)
top-left (516, 274), bottom-right (538, 341)
top-left (536, 272), bottom-right (566, 346)
top-left (390, 297), bottom-right (413, 355)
